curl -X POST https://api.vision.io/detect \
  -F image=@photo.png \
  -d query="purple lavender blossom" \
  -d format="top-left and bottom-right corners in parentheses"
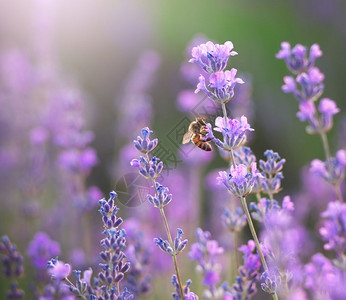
top-left (281, 67), bottom-right (324, 102)
top-left (171, 276), bottom-right (199, 300)
top-left (310, 150), bottom-right (346, 185)
top-left (276, 42), bottom-right (322, 74)
top-left (296, 100), bottom-right (320, 133)
top-left (305, 253), bottom-right (346, 299)
top-left (0, 236), bottom-right (25, 300)
top-left (256, 150), bottom-right (286, 197)
top-left (250, 196), bottom-right (294, 223)
top-left (261, 210), bottom-right (308, 298)
top-left (190, 41), bottom-right (238, 73)
top-left (47, 258), bottom-right (72, 281)
top-left (132, 127), bottom-right (158, 154)
top-left (218, 163), bottom-right (262, 197)
top-left (155, 229), bottom-right (188, 256)
top-left (222, 207), bottom-right (247, 232)
top-left (131, 127), bottom-right (193, 299)
top-left (27, 232), bottom-right (60, 270)
top-left (223, 240), bottom-right (261, 299)
top-left (195, 69), bottom-right (244, 104)
top-left (189, 228), bottom-right (224, 298)
top-left (319, 201), bottom-right (346, 260)
top-left (94, 191), bottom-right (131, 299)
top-left (318, 98), bottom-right (340, 132)
top-left (0, 236), bottom-right (24, 279)
top-left (6, 282), bottom-right (25, 300)
top-left (210, 116), bottom-right (254, 151)
top-left (123, 219), bottom-right (151, 297)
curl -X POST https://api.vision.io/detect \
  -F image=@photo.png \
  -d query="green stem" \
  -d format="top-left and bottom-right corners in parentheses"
top-left (64, 278), bottom-right (87, 299)
top-left (334, 182), bottom-right (343, 202)
top-left (240, 196), bottom-right (279, 300)
top-left (233, 231), bottom-right (240, 270)
top-left (159, 207), bottom-right (185, 300)
top-left (319, 131), bottom-right (343, 202)
top-left (230, 148), bottom-right (237, 168)
top-left (319, 132), bottom-right (331, 161)
top-left (116, 282), bottom-right (120, 297)
top-left (145, 153), bottom-right (184, 299)
top-left (221, 102), bottom-right (228, 121)
top-left (240, 197), bottom-right (268, 270)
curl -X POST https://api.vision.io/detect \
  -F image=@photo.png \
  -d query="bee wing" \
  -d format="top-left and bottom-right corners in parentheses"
top-left (182, 131), bottom-right (193, 144)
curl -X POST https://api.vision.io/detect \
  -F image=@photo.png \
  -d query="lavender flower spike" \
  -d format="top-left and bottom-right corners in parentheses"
top-left (27, 232), bottom-right (60, 271)
top-left (318, 98), bottom-right (340, 132)
top-left (155, 229), bottom-right (188, 256)
top-left (218, 163), bottom-right (263, 197)
top-left (223, 240), bottom-right (261, 299)
top-left (190, 41), bottom-right (238, 73)
top-left (0, 236), bottom-right (25, 299)
top-left (0, 236), bottom-right (24, 278)
top-left (310, 150), bottom-right (346, 186)
top-left (189, 228), bottom-right (224, 298)
top-left (172, 275), bottom-right (199, 300)
top-left (211, 115), bottom-right (254, 151)
top-left (276, 42), bottom-right (322, 74)
top-left (195, 69), bottom-right (244, 104)
top-left (133, 127), bottom-right (158, 154)
top-left (97, 192), bottom-right (130, 291)
top-left (47, 258), bottom-right (71, 281)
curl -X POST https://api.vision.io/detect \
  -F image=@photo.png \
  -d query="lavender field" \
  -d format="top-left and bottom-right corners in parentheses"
top-left (0, 1), bottom-right (345, 299)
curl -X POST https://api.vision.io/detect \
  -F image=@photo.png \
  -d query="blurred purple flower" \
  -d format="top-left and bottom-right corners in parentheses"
top-left (47, 259), bottom-right (71, 281)
top-left (318, 98), bottom-right (340, 132)
top-left (276, 42), bottom-right (322, 74)
top-left (189, 228), bottom-right (224, 297)
top-left (27, 232), bottom-right (60, 270)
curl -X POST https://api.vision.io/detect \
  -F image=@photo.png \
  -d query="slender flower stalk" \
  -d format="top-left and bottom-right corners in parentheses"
top-left (189, 228), bottom-right (224, 298)
top-left (276, 42), bottom-right (344, 202)
top-left (191, 40), bottom-right (279, 300)
top-left (131, 127), bottom-right (191, 300)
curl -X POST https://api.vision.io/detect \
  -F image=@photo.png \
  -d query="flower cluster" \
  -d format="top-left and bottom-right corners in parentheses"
top-left (45, 192), bottom-right (132, 300)
top-left (250, 196), bottom-right (294, 223)
top-left (190, 41), bottom-right (244, 104)
top-left (255, 150), bottom-right (286, 197)
top-left (171, 276), bottom-right (198, 300)
top-left (0, 236), bottom-right (24, 279)
top-left (277, 42), bottom-right (340, 135)
top-left (49, 90), bottom-right (101, 211)
top-left (27, 232), bottom-right (61, 271)
top-left (189, 228), bottom-right (224, 299)
top-left (319, 201), bottom-right (346, 264)
top-left (223, 240), bottom-right (261, 299)
top-left (310, 149), bottom-right (346, 186)
top-left (131, 127), bottom-right (193, 299)
top-left (305, 253), bottom-right (346, 299)
top-left (123, 219), bottom-right (151, 297)
top-left (276, 42), bottom-right (322, 74)
top-left (154, 229), bottom-right (188, 256)
top-left (211, 116), bottom-right (254, 151)
top-left (217, 163), bottom-right (263, 197)
top-left (95, 191), bottom-right (131, 298)
top-left (0, 236), bottom-right (24, 299)
top-left (222, 207), bottom-right (247, 232)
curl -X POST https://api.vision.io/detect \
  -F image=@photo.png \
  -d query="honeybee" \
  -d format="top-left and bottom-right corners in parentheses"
top-left (182, 118), bottom-right (212, 151)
